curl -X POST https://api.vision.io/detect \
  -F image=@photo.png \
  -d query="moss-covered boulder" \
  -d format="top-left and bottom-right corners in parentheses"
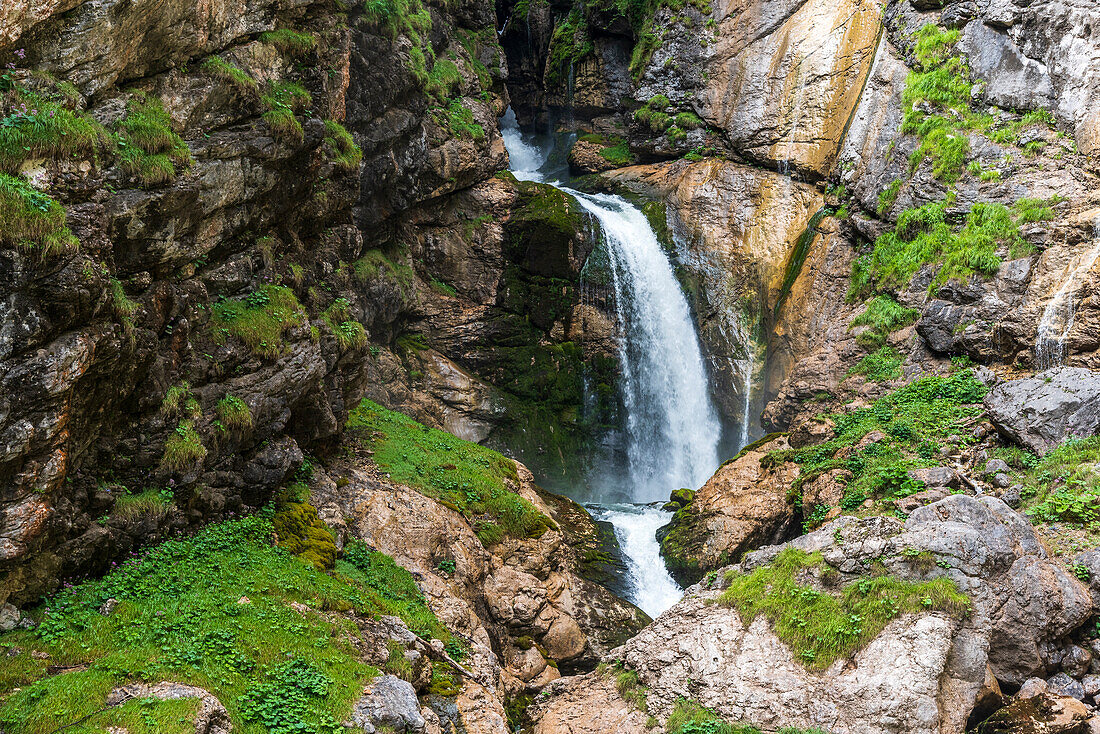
top-left (657, 435), bottom-right (798, 586)
top-left (504, 180), bottom-right (596, 279)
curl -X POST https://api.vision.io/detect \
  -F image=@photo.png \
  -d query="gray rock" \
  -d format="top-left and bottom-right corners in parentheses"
top-left (0, 603), bottom-right (21, 632)
top-left (345, 675), bottom-right (426, 733)
top-left (1000, 485), bottom-right (1023, 509)
top-left (985, 459), bottom-right (1011, 474)
top-left (908, 466), bottom-right (960, 489)
top-left (993, 473), bottom-right (1012, 489)
top-left (1083, 674), bottom-right (1100, 699)
top-left (1064, 645), bottom-right (1093, 678)
top-left (1048, 672), bottom-right (1087, 701)
top-left (1018, 677), bottom-right (1049, 699)
top-left (984, 368), bottom-right (1100, 455)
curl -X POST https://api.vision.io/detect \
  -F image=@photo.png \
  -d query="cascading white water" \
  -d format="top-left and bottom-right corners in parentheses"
top-left (500, 110), bottom-right (721, 616)
top-left (1036, 216), bottom-right (1100, 369)
top-left (564, 190), bottom-right (721, 502)
top-left (589, 504), bottom-right (683, 618)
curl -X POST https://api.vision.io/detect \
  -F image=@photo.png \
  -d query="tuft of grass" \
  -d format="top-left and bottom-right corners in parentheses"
top-left (215, 393), bottom-right (253, 430)
top-left (345, 399), bottom-right (555, 545)
top-left (114, 93), bottom-right (193, 186)
top-left (161, 420), bottom-right (207, 472)
top-left (877, 179), bottom-right (902, 216)
top-left (113, 488), bottom-right (174, 522)
top-left (161, 382), bottom-right (200, 418)
top-left (425, 59), bottom-right (461, 105)
top-left (200, 57), bottom-right (259, 97)
top-left (259, 29), bottom-right (318, 58)
top-left (0, 173), bottom-right (79, 255)
top-left (210, 284), bottom-right (307, 359)
top-left (432, 99), bottom-right (484, 141)
top-left (614, 668), bottom-right (647, 712)
top-left (384, 640), bottom-right (414, 681)
top-left (720, 548), bottom-right (969, 669)
top-left (260, 82), bottom-right (311, 143)
top-left (353, 248), bottom-right (414, 286)
top-left (0, 512), bottom-right (452, 733)
top-left (322, 120), bottom-right (363, 171)
top-left (323, 298), bottom-right (368, 351)
top-left (848, 195), bottom-right (1041, 299)
top-left (0, 90), bottom-right (106, 173)
top-left (849, 295), bottom-right (920, 350)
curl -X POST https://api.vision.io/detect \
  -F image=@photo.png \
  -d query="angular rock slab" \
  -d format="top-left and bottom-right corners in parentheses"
top-left (984, 367), bottom-right (1100, 455)
top-left (345, 674), bottom-right (426, 733)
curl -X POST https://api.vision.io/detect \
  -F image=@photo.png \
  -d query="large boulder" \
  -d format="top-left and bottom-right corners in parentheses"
top-left (538, 496), bottom-right (1092, 733)
top-left (657, 435), bottom-right (799, 585)
top-left (345, 675), bottom-right (426, 733)
top-left (984, 368), bottom-right (1100, 455)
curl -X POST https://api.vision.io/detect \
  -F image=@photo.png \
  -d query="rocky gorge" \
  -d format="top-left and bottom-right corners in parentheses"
top-left (2, 0), bottom-right (1100, 731)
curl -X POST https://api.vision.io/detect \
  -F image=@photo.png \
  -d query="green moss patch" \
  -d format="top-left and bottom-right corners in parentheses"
top-left (720, 548), bottom-right (969, 669)
top-left (210, 284), bottom-right (307, 359)
top-left (346, 399), bottom-right (555, 545)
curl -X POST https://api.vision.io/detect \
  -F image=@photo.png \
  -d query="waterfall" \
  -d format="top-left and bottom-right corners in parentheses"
top-left (564, 189), bottom-right (722, 502)
top-left (1035, 216), bottom-right (1100, 369)
top-left (500, 109), bottom-right (721, 616)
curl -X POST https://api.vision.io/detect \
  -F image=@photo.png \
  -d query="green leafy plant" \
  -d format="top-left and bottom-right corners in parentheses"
top-left (849, 295), bottom-right (920, 350)
top-left (210, 284), bottom-right (306, 359)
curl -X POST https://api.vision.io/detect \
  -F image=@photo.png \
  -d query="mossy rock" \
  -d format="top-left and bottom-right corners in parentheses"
top-left (272, 500), bottom-right (336, 570)
top-left (656, 512), bottom-right (709, 587)
top-left (504, 180), bottom-right (593, 279)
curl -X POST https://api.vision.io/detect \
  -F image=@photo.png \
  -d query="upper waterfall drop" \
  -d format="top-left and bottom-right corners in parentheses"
top-left (1035, 216), bottom-right (1100, 369)
top-left (564, 190), bottom-right (722, 501)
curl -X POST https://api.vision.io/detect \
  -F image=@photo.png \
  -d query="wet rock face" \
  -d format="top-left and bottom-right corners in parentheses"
top-left (984, 368), bottom-right (1100, 455)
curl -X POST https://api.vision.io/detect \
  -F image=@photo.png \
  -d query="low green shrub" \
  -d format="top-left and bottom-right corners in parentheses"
top-left (848, 346), bottom-right (904, 382)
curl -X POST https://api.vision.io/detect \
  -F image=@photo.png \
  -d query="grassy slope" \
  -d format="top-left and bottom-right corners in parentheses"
top-left (0, 512), bottom-right (452, 734)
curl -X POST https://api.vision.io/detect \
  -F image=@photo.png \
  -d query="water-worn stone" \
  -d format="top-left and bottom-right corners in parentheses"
top-left (1049, 672), bottom-right (1087, 701)
top-left (106, 682), bottom-right (230, 734)
top-left (984, 368), bottom-right (1100, 455)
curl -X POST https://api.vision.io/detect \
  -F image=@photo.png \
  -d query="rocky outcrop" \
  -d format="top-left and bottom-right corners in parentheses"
top-left (657, 435), bottom-right (799, 585)
top-left (985, 368), bottom-right (1100, 455)
top-left (311, 458), bottom-right (649, 687)
top-left (538, 496), bottom-right (1093, 733)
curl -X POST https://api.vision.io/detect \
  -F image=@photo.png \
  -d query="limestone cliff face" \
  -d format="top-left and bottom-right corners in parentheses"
top-left (0, 0), bottom-right (617, 607)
